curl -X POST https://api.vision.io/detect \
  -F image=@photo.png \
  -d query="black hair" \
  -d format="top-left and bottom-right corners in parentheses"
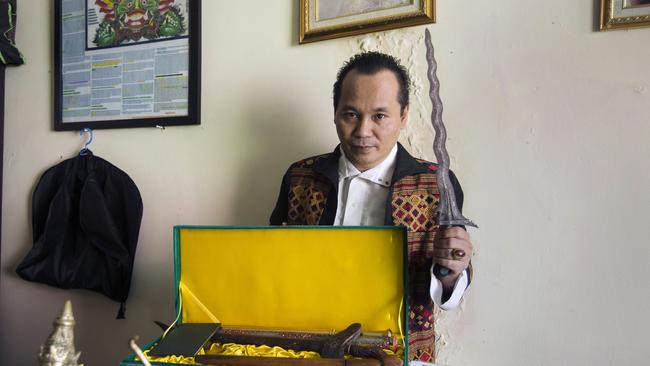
top-left (333, 51), bottom-right (411, 113)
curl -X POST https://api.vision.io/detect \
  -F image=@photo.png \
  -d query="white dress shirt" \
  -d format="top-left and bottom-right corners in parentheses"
top-left (333, 145), bottom-right (467, 310)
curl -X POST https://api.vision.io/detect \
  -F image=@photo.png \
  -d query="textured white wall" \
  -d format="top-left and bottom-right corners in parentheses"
top-left (2, 1), bottom-right (649, 366)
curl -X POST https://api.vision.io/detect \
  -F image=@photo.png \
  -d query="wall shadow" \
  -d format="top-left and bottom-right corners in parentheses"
top-left (291, 0), bottom-right (301, 46)
top-left (593, 0), bottom-right (602, 32)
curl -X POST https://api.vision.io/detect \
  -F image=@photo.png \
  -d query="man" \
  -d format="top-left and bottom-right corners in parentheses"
top-left (270, 52), bottom-right (473, 363)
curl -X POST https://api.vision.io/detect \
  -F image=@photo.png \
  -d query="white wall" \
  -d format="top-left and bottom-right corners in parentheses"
top-left (2, 1), bottom-right (649, 366)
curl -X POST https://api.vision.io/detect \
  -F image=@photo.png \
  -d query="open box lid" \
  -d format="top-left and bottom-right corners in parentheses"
top-left (173, 226), bottom-right (408, 337)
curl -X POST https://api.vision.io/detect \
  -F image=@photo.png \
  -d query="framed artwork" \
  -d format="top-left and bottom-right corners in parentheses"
top-left (0, 0), bottom-right (23, 65)
top-left (54, 0), bottom-right (201, 131)
top-left (600, 0), bottom-right (650, 30)
top-left (299, 0), bottom-right (435, 44)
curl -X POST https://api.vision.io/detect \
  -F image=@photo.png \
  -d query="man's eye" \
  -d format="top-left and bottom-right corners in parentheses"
top-left (343, 112), bottom-right (358, 119)
top-left (375, 114), bottom-right (387, 120)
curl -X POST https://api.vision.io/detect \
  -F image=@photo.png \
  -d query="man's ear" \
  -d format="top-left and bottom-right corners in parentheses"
top-left (400, 105), bottom-right (410, 128)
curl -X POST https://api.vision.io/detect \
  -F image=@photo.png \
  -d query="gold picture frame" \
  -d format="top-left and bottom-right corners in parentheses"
top-left (600, 0), bottom-right (650, 30)
top-left (299, 0), bottom-right (435, 44)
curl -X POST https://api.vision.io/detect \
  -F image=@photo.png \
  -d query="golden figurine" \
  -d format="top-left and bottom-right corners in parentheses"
top-left (38, 300), bottom-right (83, 366)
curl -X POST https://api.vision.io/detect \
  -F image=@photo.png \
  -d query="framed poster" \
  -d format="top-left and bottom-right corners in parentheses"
top-left (600, 0), bottom-right (650, 30)
top-left (54, 0), bottom-right (201, 131)
top-left (299, 0), bottom-right (435, 44)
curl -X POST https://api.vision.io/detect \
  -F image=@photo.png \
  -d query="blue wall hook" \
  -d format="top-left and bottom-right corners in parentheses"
top-left (80, 128), bottom-right (93, 155)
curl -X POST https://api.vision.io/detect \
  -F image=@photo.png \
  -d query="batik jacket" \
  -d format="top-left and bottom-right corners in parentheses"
top-left (270, 143), bottom-right (472, 362)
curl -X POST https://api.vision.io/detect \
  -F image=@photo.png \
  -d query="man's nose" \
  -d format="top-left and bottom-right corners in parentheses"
top-left (354, 116), bottom-right (373, 137)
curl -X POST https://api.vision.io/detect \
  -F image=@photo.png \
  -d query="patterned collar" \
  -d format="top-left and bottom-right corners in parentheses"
top-left (313, 142), bottom-right (430, 186)
top-left (338, 145), bottom-right (397, 187)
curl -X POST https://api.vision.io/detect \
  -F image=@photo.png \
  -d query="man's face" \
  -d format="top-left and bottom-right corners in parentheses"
top-left (335, 69), bottom-right (408, 172)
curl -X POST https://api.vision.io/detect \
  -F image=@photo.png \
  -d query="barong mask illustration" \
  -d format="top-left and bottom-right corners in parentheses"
top-left (93, 0), bottom-right (185, 47)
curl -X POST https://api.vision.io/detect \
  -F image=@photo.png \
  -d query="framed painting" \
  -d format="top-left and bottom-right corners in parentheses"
top-left (299, 0), bottom-right (435, 44)
top-left (600, 0), bottom-right (650, 30)
top-left (54, 0), bottom-right (201, 131)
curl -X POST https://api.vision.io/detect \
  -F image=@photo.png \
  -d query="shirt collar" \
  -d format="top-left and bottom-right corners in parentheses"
top-left (338, 144), bottom-right (398, 187)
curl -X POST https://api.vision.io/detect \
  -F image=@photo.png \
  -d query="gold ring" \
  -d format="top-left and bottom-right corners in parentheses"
top-left (451, 249), bottom-right (466, 260)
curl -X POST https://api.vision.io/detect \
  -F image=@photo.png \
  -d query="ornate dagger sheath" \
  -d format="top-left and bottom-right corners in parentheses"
top-left (424, 29), bottom-right (478, 276)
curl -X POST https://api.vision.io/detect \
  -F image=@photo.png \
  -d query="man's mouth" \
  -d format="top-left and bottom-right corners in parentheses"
top-left (350, 144), bottom-right (375, 152)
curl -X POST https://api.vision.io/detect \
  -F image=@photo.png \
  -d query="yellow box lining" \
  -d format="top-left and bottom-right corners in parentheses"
top-left (177, 227), bottom-right (405, 333)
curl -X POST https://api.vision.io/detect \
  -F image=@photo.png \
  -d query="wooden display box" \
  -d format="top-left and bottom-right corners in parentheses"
top-left (121, 226), bottom-right (408, 365)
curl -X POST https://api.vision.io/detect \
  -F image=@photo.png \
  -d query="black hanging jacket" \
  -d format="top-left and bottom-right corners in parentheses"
top-left (16, 151), bottom-right (143, 318)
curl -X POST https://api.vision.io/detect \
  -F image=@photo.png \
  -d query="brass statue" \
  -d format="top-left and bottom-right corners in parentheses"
top-left (38, 300), bottom-right (83, 366)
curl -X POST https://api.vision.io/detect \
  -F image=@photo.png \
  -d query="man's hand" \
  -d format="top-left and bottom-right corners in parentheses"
top-left (381, 355), bottom-right (403, 366)
top-left (433, 227), bottom-right (473, 292)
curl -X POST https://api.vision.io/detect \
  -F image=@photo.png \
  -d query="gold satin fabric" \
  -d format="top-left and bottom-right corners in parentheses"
top-left (141, 341), bottom-right (403, 365)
